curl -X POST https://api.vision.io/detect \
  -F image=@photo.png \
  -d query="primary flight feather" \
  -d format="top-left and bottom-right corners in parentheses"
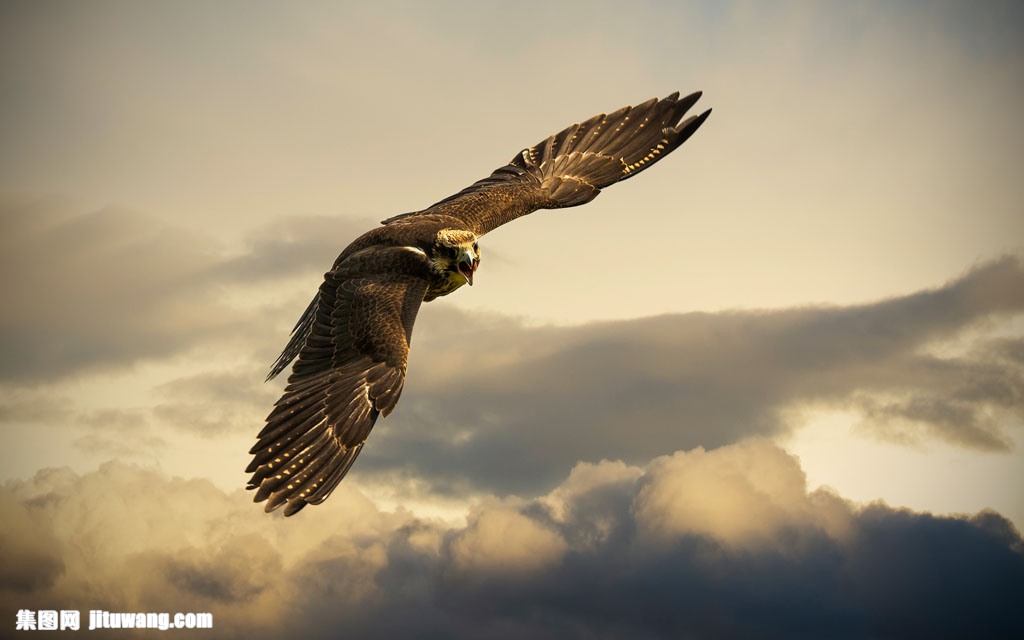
top-left (247, 91), bottom-right (711, 515)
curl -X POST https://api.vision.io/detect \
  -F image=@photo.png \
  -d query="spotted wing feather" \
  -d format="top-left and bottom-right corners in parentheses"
top-left (247, 246), bottom-right (430, 516)
top-left (382, 91), bottom-right (711, 236)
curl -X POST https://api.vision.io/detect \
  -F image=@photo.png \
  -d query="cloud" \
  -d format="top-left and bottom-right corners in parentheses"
top-left (361, 257), bottom-right (1024, 495)
top-left (632, 439), bottom-right (830, 550)
top-left (73, 408), bottom-right (167, 458)
top-left (3, 195), bottom-right (1019, 508)
top-left (152, 370), bottom-right (280, 437)
top-left (0, 489), bottom-right (64, 593)
top-left (0, 389), bottom-right (74, 426)
top-left (2, 4), bottom-right (1020, 634)
top-left (2, 440), bottom-right (1021, 639)
top-left (0, 198), bottom-right (362, 385)
top-left (0, 199), bottom-right (237, 383)
top-left (212, 215), bottom-right (372, 284)
top-left (0, 461), bottom-right (395, 637)
top-left (447, 505), bottom-right (568, 577)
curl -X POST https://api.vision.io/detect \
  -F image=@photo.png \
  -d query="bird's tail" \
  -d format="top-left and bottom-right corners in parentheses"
top-left (520, 91), bottom-right (710, 209)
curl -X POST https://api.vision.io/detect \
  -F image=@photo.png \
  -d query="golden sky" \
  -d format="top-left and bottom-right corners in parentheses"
top-left (2, 1), bottom-right (1023, 637)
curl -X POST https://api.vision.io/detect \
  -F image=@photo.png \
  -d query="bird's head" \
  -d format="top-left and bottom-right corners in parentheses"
top-left (431, 229), bottom-right (480, 287)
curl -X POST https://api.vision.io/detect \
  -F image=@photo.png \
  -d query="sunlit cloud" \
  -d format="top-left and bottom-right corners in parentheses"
top-left (2, 441), bottom-right (1021, 639)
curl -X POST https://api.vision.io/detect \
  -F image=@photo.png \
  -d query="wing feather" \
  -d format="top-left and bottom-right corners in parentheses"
top-left (381, 91), bottom-right (710, 236)
top-left (247, 246), bottom-right (431, 516)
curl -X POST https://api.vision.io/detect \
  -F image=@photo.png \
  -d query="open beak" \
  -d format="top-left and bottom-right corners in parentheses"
top-left (458, 257), bottom-right (478, 286)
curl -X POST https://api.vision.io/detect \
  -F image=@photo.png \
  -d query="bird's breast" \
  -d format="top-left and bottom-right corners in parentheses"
top-left (424, 270), bottom-right (467, 302)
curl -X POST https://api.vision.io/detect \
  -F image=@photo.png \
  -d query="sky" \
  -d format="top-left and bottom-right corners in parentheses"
top-left (1, 1), bottom-right (1023, 638)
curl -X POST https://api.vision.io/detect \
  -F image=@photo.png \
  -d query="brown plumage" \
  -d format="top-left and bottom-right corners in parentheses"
top-left (247, 91), bottom-right (711, 515)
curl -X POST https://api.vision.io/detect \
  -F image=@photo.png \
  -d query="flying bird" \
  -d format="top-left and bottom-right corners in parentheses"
top-left (247, 91), bottom-right (711, 515)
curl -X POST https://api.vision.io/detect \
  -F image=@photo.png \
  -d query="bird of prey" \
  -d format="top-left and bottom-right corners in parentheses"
top-left (247, 91), bottom-right (711, 515)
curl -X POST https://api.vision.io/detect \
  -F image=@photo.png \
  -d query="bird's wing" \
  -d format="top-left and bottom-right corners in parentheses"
top-left (247, 245), bottom-right (430, 516)
top-left (381, 91), bottom-right (711, 236)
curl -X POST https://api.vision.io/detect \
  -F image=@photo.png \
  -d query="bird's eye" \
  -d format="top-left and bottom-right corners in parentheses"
top-left (473, 242), bottom-right (479, 252)
top-left (446, 246), bottom-right (457, 259)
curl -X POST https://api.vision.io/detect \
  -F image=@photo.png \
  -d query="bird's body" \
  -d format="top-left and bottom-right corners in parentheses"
top-left (247, 91), bottom-right (711, 515)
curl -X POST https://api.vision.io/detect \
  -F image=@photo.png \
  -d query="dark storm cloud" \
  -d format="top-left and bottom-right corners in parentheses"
top-left (363, 257), bottom-right (1024, 495)
top-left (430, 508), bottom-right (1024, 640)
top-left (3, 442), bottom-right (1021, 640)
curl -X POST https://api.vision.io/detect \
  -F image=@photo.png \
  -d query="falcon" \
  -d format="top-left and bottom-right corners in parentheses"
top-left (247, 91), bottom-right (711, 515)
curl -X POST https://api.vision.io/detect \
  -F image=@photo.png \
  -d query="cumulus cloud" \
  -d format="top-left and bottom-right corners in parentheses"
top-left (0, 462), bottom-right (404, 637)
top-left (362, 257), bottom-right (1024, 495)
top-left (447, 505), bottom-right (568, 577)
top-left (2, 441), bottom-right (1021, 639)
top-left (632, 439), bottom-right (829, 550)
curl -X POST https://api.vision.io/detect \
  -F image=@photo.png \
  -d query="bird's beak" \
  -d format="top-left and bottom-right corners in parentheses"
top-left (458, 256), bottom-right (478, 286)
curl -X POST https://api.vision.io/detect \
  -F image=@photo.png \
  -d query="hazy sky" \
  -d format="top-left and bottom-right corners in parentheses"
top-left (2, 1), bottom-right (1023, 638)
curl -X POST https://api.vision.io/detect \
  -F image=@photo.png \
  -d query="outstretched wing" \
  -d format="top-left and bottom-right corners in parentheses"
top-left (247, 245), bottom-right (430, 516)
top-left (382, 91), bottom-right (711, 236)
